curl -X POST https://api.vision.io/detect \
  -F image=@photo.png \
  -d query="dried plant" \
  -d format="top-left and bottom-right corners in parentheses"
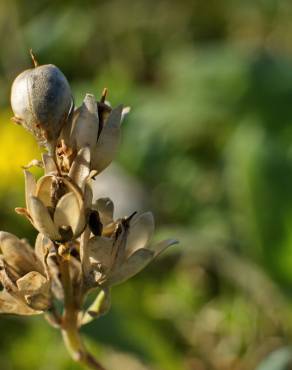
top-left (1, 52), bottom-right (178, 370)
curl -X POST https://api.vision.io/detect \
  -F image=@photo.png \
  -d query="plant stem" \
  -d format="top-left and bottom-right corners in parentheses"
top-left (62, 325), bottom-right (106, 370)
top-left (81, 288), bottom-right (110, 326)
top-left (59, 248), bottom-right (106, 370)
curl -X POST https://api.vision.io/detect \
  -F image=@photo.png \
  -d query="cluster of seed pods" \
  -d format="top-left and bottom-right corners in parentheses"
top-left (2, 52), bottom-right (177, 370)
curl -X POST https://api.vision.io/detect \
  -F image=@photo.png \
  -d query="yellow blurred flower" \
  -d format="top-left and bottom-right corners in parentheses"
top-left (0, 110), bottom-right (39, 189)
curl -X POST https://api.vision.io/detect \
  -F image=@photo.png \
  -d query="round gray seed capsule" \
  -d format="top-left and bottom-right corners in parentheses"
top-left (11, 64), bottom-right (73, 151)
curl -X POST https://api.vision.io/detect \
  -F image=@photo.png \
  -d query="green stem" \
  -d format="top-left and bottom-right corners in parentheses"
top-left (59, 249), bottom-right (106, 370)
top-left (62, 324), bottom-right (106, 370)
top-left (81, 288), bottom-right (110, 326)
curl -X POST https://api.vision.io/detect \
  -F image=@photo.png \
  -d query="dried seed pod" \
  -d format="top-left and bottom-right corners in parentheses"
top-left (11, 58), bottom-right (73, 153)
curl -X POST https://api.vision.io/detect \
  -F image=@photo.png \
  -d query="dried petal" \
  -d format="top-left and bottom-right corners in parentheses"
top-left (29, 196), bottom-right (61, 240)
top-left (121, 106), bottom-right (131, 122)
top-left (54, 192), bottom-right (85, 236)
top-left (108, 248), bottom-right (154, 286)
top-left (24, 293), bottom-right (51, 311)
top-left (17, 270), bottom-right (51, 312)
top-left (16, 271), bottom-right (49, 294)
top-left (88, 236), bottom-right (113, 270)
top-left (35, 175), bottom-right (55, 208)
top-left (0, 232), bottom-right (41, 276)
top-left (42, 153), bottom-right (58, 174)
top-left (15, 207), bottom-right (32, 222)
top-left (126, 212), bottom-right (154, 256)
top-left (0, 290), bottom-right (40, 315)
top-left (92, 105), bottom-right (123, 173)
top-left (69, 147), bottom-right (90, 190)
top-left (82, 236), bottom-right (113, 286)
top-left (35, 233), bottom-right (47, 265)
top-left (112, 223), bottom-right (128, 268)
top-left (24, 170), bottom-right (36, 213)
top-left (46, 250), bottom-right (63, 300)
top-left (151, 239), bottom-right (179, 258)
top-left (84, 183), bottom-right (93, 210)
top-left (95, 198), bottom-right (114, 225)
top-left (70, 94), bottom-right (99, 150)
top-left (80, 226), bottom-right (91, 277)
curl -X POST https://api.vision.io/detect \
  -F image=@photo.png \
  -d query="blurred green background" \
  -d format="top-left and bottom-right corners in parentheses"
top-left (2, 0), bottom-right (292, 369)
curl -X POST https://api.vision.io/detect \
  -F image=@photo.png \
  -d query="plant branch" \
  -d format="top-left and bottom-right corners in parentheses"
top-left (59, 245), bottom-right (106, 370)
